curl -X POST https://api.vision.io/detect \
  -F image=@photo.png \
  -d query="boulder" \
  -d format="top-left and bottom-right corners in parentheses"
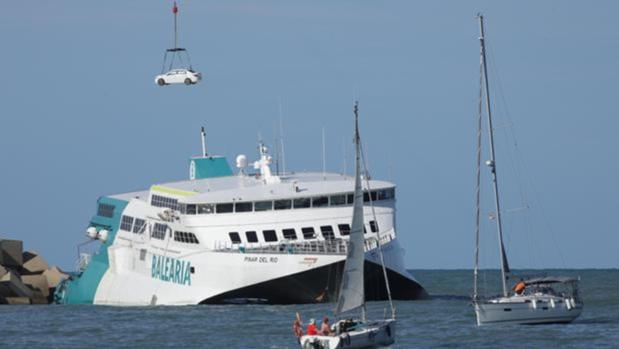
top-left (42, 266), bottom-right (69, 289)
top-left (5, 297), bottom-right (31, 305)
top-left (22, 251), bottom-right (49, 274)
top-left (0, 239), bottom-right (23, 267)
top-left (30, 289), bottom-right (49, 304)
top-left (0, 271), bottom-right (33, 298)
top-left (22, 274), bottom-right (50, 298)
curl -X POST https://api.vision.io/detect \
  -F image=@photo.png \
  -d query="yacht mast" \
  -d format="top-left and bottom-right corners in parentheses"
top-left (473, 32), bottom-right (484, 300)
top-left (478, 14), bottom-right (509, 297)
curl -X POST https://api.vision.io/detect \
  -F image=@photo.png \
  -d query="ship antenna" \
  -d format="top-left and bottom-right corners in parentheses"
top-left (200, 126), bottom-right (208, 157)
top-left (322, 127), bottom-right (326, 180)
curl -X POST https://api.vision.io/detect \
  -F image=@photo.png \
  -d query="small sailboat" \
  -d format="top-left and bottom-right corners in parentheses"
top-left (298, 103), bottom-right (396, 348)
top-left (472, 14), bottom-right (583, 325)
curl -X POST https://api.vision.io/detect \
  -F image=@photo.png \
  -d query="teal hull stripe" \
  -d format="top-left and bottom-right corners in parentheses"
top-left (62, 196), bottom-right (128, 304)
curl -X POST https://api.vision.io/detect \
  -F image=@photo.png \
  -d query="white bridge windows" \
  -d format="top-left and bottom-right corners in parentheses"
top-left (293, 198), bottom-right (311, 209)
top-left (320, 226), bottom-right (335, 240)
top-left (338, 224), bottom-right (351, 236)
top-left (312, 196), bottom-right (329, 208)
top-left (282, 228), bottom-right (297, 240)
top-left (174, 188), bottom-right (395, 216)
top-left (152, 223), bottom-right (167, 240)
top-left (263, 230), bottom-right (278, 242)
top-left (245, 231), bottom-right (258, 243)
top-left (254, 201), bottom-right (273, 212)
top-left (133, 218), bottom-right (146, 234)
top-left (330, 195), bottom-right (346, 206)
top-left (229, 232), bottom-right (241, 244)
top-left (151, 194), bottom-right (179, 210)
top-left (302, 227), bottom-right (316, 239)
top-left (198, 204), bottom-right (214, 214)
top-left (274, 199), bottom-right (292, 210)
top-left (174, 231), bottom-right (199, 244)
top-left (120, 215), bottom-right (134, 231)
top-left (216, 203), bottom-right (234, 213)
top-left (235, 202), bottom-right (253, 212)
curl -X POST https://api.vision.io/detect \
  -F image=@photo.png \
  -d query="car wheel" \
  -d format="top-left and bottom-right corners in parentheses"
top-left (157, 78), bottom-right (165, 86)
top-left (184, 78), bottom-right (192, 85)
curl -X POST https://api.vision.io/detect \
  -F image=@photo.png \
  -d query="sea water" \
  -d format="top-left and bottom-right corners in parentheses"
top-left (0, 269), bottom-right (617, 348)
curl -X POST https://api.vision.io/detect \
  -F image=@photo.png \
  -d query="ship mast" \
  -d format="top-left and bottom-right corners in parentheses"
top-left (478, 14), bottom-right (509, 298)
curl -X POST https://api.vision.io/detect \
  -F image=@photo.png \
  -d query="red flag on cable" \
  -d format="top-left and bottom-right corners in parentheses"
top-left (172, 2), bottom-right (178, 14)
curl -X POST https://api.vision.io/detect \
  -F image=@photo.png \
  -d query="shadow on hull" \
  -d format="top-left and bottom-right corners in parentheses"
top-left (201, 261), bottom-right (429, 304)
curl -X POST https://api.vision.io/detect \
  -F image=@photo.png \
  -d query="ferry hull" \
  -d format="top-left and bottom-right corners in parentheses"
top-left (60, 237), bottom-right (427, 305)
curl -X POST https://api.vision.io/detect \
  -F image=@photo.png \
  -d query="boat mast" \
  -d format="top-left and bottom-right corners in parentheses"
top-left (356, 112), bottom-right (396, 318)
top-left (478, 14), bottom-right (509, 297)
top-left (473, 28), bottom-right (484, 301)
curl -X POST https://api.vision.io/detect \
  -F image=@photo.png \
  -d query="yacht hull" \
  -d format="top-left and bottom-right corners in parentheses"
top-left (300, 319), bottom-right (395, 349)
top-left (475, 300), bottom-right (583, 325)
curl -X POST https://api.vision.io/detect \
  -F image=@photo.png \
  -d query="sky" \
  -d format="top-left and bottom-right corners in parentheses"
top-left (1, 1), bottom-right (617, 270)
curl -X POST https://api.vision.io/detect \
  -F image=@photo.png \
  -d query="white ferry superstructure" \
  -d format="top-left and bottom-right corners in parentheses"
top-left (57, 138), bottom-right (427, 305)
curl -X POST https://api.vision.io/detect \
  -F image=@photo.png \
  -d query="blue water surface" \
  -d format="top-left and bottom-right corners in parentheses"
top-left (0, 269), bottom-right (617, 348)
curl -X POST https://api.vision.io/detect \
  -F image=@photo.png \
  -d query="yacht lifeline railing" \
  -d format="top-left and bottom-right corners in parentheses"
top-left (213, 231), bottom-right (395, 256)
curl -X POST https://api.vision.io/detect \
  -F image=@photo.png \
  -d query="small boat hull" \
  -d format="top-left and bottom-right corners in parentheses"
top-left (300, 319), bottom-right (395, 349)
top-left (475, 297), bottom-right (583, 325)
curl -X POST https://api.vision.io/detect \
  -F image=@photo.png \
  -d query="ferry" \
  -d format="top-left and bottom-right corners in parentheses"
top-left (56, 129), bottom-right (428, 305)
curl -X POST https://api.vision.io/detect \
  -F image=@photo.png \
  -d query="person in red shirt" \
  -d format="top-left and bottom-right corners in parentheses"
top-left (307, 318), bottom-right (318, 335)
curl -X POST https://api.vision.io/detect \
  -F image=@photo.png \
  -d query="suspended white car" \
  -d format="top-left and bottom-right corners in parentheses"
top-left (155, 68), bottom-right (201, 86)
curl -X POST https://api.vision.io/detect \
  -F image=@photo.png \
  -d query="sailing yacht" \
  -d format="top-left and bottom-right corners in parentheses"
top-left (472, 14), bottom-right (583, 325)
top-left (299, 103), bottom-right (396, 349)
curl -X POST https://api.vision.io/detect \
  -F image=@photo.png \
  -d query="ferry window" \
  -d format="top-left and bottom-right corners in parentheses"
top-left (152, 223), bottom-right (167, 240)
top-left (198, 204), bottom-right (214, 214)
top-left (151, 194), bottom-right (179, 210)
top-left (301, 227), bottom-right (316, 239)
top-left (293, 198), bottom-right (311, 209)
top-left (97, 203), bottom-right (115, 218)
top-left (370, 220), bottom-right (379, 233)
top-left (347, 193), bottom-right (354, 204)
top-left (120, 215), bottom-right (134, 231)
top-left (186, 204), bottom-right (197, 215)
top-left (246, 231), bottom-right (258, 243)
top-left (179, 204), bottom-right (186, 214)
top-left (174, 231), bottom-right (200, 244)
top-left (282, 228), bottom-right (297, 240)
top-left (229, 232), bottom-right (241, 244)
top-left (216, 203), bottom-right (234, 213)
top-left (364, 191), bottom-right (378, 203)
top-left (330, 195), bottom-right (346, 206)
top-left (263, 230), bottom-right (278, 242)
top-left (338, 224), bottom-right (351, 236)
top-left (254, 201), bottom-right (273, 211)
top-left (320, 226), bottom-right (335, 240)
top-left (274, 199), bottom-right (292, 210)
top-left (133, 218), bottom-right (146, 234)
top-left (235, 202), bottom-right (253, 212)
top-left (312, 196), bottom-right (329, 207)
top-left (378, 188), bottom-right (395, 200)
